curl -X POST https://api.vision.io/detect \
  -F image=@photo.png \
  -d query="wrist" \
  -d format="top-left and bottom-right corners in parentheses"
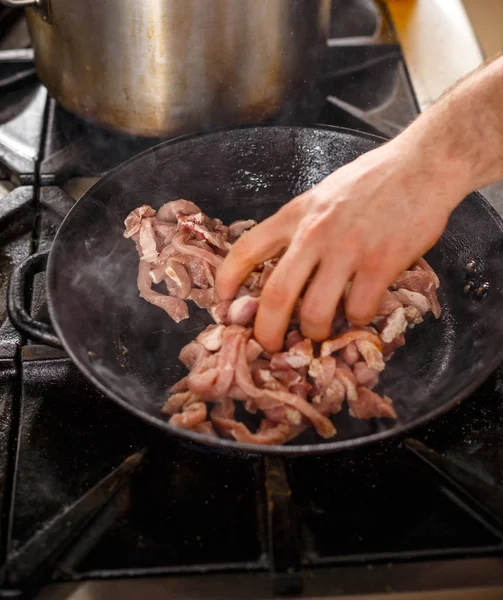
top-left (388, 129), bottom-right (476, 208)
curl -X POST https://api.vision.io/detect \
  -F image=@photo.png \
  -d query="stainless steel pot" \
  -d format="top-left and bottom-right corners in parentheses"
top-left (1, 0), bottom-right (331, 136)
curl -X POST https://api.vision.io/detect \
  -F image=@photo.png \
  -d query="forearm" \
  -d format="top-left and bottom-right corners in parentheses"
top-left (392, 52), bottom-right (503, 202)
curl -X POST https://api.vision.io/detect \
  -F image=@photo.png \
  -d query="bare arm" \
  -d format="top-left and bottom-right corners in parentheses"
top-left (215, 53), bottom-right (503, 353)
top-left (399, 52), bottom-right (503, 193)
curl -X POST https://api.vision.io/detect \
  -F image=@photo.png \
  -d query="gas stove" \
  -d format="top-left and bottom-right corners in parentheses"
top-left (1, 2), bottom-right (503, 599)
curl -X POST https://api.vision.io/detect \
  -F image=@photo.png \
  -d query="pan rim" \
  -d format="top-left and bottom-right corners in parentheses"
top-left (46, 123), bottom-right (503, 455)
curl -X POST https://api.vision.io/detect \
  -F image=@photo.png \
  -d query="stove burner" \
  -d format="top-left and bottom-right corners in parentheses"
top-left (0, 1), bottom-right (503, 598)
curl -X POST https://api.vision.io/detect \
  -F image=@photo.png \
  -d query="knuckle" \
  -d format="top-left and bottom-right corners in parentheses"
top-left (294, 218), bottom-right (324, 247)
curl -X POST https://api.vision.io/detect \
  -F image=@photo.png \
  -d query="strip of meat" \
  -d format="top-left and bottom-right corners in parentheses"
top-left (309, 356), bottom-right (336, 387)
top-left (235, 345), bottom-right (336, 438)
top-left (395, 288), bottom-right (430, 315)
top-left (245, 338), bottom-right (263, 362)
top-left (204, 325), bottom-right (246, 400)
top-left (189, 288), bottom-right (215, 309)
top-left (271, 368), bottom-right (303, 387)
top-left (193, 421), bottom-right (218, 437)
top-left (341, 342), bottom-right (360, 366)
top-left (137, 261), bottom-right (189, 322)
top-left (172, 254), bottom-right (214, 288)
top-left (348, 387), bottom-right (397, 420)
top-left (170, 376), bottom-right (188, 393)
top-left (125, 200), bottom-right (441, 445)
top-left (270, 338), bottom-right (314, 370)
top-left (228, 219), bottom-right (257, 240)
top-left (414, 257), bottom-right (440, 288)
top-left (212, 411), bottom-right (292, 445)
top-left (395, 270), bottom-right (441, 318)
top-left (353, 362), bottom-right (380, 389)
top-left (156, 199), bottom-right (199, 223)
top-left (404, 305), bottom-right (423, 326)
top-left (169, 402), bottom-right (207, 429)
top-left (379, 307), bottom-right (408, 344)
top-left (188, 326), bottom-right (248, 400)
top-left (376, 290), bottom-right (403, 316)
top-left (309, 356), bottom-right (346, 415)
top-left (162, 390), bottom-right (200, 415)
top-left (178, 341), bottom-right (209, 369)
top-left (196, 324), bottom-right (225, 351)
top-left (139, 218), bottom-right (159, 263)
top-left (236, 285), bottom-right (260, 299)
top-left (178, 213), bottom-right (231, 251)
top-left (355, 340), bottom-right (385, 371)
top-left (165, 259), bottom-right (192, 299)
top-left (290, 381), bottom-right (311, 400)
top-left (226, 295), bottom-right (260, 326)
top-left (152, 220), bottom-right (177, 245)
top-left (334, 361), bottom-right (358, 403)
top-left (321, 329), bottom-right (382, 357)
top-left (381, 333), bottom-right (406, 359)
top-left (251, 360), bottom-right (275, 387)
top-left (209, 300), bottom-right (232, 324)
top-left (234, 339), bottom-right (329, 434)
top-left (244, 272), bottom-right (261, 290)
top-left (285, 330), bottom-right (304, 349)
top-left (187, 366), bottom-right (219, 396)
top-left (152, 244), bottom-right (177, 268)
top-left (171, 232), bottom-right (223, 269)
top-left (149, 263), bottom-right (169, 284)
top-left (124, 205), bottom-right (156, 238)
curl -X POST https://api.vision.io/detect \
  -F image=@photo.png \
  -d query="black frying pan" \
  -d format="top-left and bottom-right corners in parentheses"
top-left (8, 125), bottom-right (503, 455)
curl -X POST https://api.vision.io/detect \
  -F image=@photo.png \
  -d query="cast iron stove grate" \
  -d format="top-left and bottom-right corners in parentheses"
top-left (1, 1), bottom-right (503, 598)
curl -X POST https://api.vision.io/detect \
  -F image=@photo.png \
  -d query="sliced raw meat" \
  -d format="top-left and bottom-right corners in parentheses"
top-left (395, 288), bottom-right (430, 315)
top-left (137, 261), bottom-right (189, 322)
top-left (124, 205), bottom-right (155, 238)
top-left (171, 232), bottom-right (223, 269)
top-left (197, 324), bottom-right (225, 351)
top-left (165, 259), bottom-right (192, 299)
top-left (228, 219), bottom-right (256, 240)
top-left (321, 329), bottom-right (382, 357)
top-left (353, 362), bottom-right (380, 389)
top-left (348, 387), bottom-right (397, 420)
top-left (169, 402), bottom-right (207, 429)
top-left (125, 200), bottom-right (441, 446)
top-left (139, 218), bottom-right (158, 263)
top-left (190, 288), bottom-right (215, 309)
top-left (380, 307), bottom-right (408, 344)
top-left (226, 295), bottom-right (260, 326)
top-left (156, 199), bottom-right (199, 223)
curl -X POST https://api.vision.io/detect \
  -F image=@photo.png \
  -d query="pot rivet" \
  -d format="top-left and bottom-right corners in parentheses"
top-left (475, 282), bottom-right (490, 300)
top-left (463, 282), bottom-right (475, 295)
top-left (465, 260), bottom-right (477, 273)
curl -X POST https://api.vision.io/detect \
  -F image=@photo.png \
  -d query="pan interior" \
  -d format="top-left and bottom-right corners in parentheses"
top-left (47, 126), bottom-right (503, 452)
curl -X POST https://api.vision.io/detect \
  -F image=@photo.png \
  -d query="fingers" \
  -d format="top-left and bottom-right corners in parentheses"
top-left (299, 257), bottom-right (355, 341)
top-left (215, 215), bottom-right (290, 301)
top-left (345, 268), bottom-right (390, 326)
top-left (254, 245), bottom-right (319, 352)
top-left (345, 245), bottom-right (413, 325)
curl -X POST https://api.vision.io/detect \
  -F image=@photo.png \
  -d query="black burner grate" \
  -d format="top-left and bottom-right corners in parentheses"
top-left (0, 2), bottom-right (503, 599)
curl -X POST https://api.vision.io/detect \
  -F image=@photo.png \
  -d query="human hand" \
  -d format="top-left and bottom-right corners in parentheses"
top-left (215, 139), bottom-right (467, 352)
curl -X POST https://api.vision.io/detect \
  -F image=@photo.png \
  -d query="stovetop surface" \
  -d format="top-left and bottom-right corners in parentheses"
top-left (0, 1), bottom-right (503, 598)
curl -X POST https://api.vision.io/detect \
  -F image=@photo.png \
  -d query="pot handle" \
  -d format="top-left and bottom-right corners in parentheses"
top-left (7, 252), bottom-right (63, 348)
top-left (0, 0), bottom-right (51, 23)
top-left (0, 0), bottom-right (37, 5)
